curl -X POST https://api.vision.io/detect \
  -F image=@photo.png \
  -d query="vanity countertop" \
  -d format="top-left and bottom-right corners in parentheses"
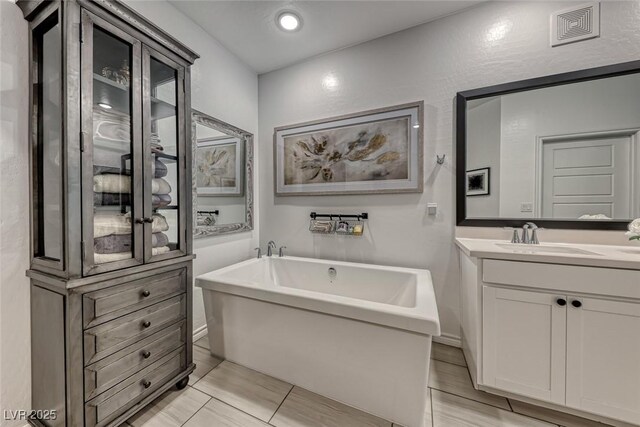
top-left (455, 238), bottom-right (640, 270)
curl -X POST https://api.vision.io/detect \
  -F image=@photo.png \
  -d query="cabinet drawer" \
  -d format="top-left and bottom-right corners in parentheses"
top-left (83, 268), bottom-right (186, 328)
top-left (84, 295), bottom-right (185, 365)
top-left (85, 320), bottom-right (186, 400)
top-left (85, 348), bottom-right (185, 427)
top-left (483, 259), bottom-right (640, 299)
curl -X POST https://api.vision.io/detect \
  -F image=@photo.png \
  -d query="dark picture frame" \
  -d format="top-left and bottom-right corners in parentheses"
top-left (466, 167), bottom-right (490, 196)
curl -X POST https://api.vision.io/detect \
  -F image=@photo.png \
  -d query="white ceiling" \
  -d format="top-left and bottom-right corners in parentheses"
top-left (169, 1), bottom-right (481, 74)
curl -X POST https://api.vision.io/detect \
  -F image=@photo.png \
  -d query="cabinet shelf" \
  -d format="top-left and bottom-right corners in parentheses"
top-left (94, 74), bottom-right (176, 120)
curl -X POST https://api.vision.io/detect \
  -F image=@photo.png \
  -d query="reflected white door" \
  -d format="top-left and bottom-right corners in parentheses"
top-left (541, 136), bottom-right (633, 219)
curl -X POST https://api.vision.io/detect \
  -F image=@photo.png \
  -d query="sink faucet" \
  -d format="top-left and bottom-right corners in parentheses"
top-left (267, 241), bottom-right (277, 257)
top-left (521, 222), bottom-right (540, 245)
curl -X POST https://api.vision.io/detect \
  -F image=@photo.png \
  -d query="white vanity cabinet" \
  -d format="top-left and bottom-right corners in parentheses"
top-left (482, 286), bottom-right (567, 404)
top-left (565, 296), bottom-right (640, 423)
top-left (457, 239), bottom-right (640, 427)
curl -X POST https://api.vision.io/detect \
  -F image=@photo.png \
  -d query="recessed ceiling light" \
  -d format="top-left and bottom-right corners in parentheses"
top-left (98, 102), bottom-right (112, 110)
top-left (277, 11), bottom-right (302, 32)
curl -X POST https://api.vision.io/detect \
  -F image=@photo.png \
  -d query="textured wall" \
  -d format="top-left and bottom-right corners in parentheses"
top-left (258, 1), bottom-right (640, 341)
top-left (0, 1), bottom-right (31, 425)
top-left (124, 0), bottom-right (259, 334)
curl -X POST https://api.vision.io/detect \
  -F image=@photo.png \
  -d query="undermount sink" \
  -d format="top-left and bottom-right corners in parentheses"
top-left (495, 243), bottom-right (602, 256)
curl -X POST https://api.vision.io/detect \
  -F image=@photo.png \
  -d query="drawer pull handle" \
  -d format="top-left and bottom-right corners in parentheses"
top-left (142, 350), bottom-right (151, 359)
top-left (141, 290), bottom-right (151, 297)
top-left (142, 321), bottom-right (151, 328)
top-left (135, 218), bottom-right (145, 224)
top-left (144, 217), bottom-right (154, 223)
top-left (571, 300), bottom-right (582, 308)
top-left (556, 298), bottom-right (566, 306)
top-left (142, 380), bottom-right (151, 389)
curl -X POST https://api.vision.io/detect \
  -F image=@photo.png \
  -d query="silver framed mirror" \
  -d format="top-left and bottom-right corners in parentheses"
top-left (192, 110), bottom-right (253, 238)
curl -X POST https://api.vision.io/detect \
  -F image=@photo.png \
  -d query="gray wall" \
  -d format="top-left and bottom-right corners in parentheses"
top-left (258, 1), bottom-right (640, 341)
top-left (467, 98), bottom-right (501, 218)
top-left (0, 1), bottom-right (31, 424)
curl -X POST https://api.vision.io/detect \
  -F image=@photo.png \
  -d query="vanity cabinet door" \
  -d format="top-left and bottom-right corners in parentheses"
top-left (566, 297), bottom-right (640, 425)
top-left (482, 286), bottom-right (566, 404)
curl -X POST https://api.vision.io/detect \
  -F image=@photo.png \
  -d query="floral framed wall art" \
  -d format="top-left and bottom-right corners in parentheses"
top-left (196, 136), bottom-right (244, 196)
top-left (274, 101), bottom-right (424, 196)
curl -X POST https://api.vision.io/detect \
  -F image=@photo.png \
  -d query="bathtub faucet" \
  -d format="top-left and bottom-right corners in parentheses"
top-left (267, 241), bottom-right (277, 257)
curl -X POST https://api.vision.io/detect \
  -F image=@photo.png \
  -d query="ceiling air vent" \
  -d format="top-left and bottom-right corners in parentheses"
top-left (551, 2), bottom-right (600, 47)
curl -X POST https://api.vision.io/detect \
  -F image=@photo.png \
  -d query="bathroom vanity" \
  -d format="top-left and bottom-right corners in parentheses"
top-left (17, 0), bottom-right (198, 425)
top-left (456, 238), bottom-right (640, 426)
top-left (453, 60), bottom-right (640, 426)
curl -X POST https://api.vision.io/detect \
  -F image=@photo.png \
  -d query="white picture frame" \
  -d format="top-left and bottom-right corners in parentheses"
top-left (196, 136), bottom-right (244, 196)
top-left (274, 101), bottom-right (424, 196)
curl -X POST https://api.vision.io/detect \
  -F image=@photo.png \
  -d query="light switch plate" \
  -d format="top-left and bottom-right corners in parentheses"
top-left (520, 202), bottom-right (533, 213)
top-left (427, 203), bottom-right (438, 215)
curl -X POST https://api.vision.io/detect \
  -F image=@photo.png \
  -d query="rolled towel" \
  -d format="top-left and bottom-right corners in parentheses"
top-left (152, 178), bottom-right (172, 195)
top-left (578, 214), bottom-right (612, 220)
top-left (93, 232), bottom-right (169, 254)
top-left (153, 232), bottom-right (170, 247)
top-left (151, 213), bottom-right (170, 233)
top-left (94, 212), bottom-right (168, 238)
top-left (94, 246), bottom-right (170, 264)
top-left (93, 159), bottom-right (165, 177)
top-left (94, 192), bottom-right (131, 207)
top-left (94, 165), bottom-right (130, 176)
top-left (94, 174), bottom-right (130, 193)
top-left (155, 159), bottom-right (168, 178)
top-left (94, 233), bottom-right (132, 254)
top-left (94, 175), bottom-right (171, 195)
top-left (153, 194), bottom-right (172, 207)
top-left (94, 193), bottom-right (170, 208)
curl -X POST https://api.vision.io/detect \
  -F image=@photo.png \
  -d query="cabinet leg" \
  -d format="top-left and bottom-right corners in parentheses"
top-left (175, 376), bottom-right (189, 390)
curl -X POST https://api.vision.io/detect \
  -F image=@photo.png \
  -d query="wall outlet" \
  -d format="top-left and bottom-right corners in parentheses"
top-left (520, 202), bottom-right (533, 213)
top-left (427, 203), bottom-right (438, 215)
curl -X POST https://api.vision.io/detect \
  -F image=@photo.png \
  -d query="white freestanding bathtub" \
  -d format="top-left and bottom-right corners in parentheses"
top-left (196, 256), bottom-right (440, 427)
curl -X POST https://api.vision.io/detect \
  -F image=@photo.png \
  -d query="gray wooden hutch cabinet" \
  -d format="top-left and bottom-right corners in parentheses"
top-left (16, 1), bottom-right (199, 425)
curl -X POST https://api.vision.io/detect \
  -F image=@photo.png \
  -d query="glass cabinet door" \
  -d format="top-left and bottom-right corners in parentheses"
top-left (81, 11), bottom-right (144, 274)
top-left (142, 48), bottom-right (187, 261)
top-left (31, 7), bottom-right (64, 271)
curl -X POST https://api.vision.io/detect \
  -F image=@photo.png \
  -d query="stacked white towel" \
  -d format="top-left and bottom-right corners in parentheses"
top-left (93, 212), bottom-right (170, 264)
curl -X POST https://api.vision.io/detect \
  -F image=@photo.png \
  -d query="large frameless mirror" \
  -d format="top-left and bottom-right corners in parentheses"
top-left (192, 110), bottom-right (253, 237)
top-left (456, 61), bottom-right (640, 230)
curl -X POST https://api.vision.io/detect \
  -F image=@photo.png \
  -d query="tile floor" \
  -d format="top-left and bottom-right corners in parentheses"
top-left (125, 338), bottom-right (611, 427)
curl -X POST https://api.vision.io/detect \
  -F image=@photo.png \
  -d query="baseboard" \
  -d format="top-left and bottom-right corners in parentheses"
top-left (432, 332), bottom-right (461, 348)
top-left (193, 324), bottom-right (208, 342)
